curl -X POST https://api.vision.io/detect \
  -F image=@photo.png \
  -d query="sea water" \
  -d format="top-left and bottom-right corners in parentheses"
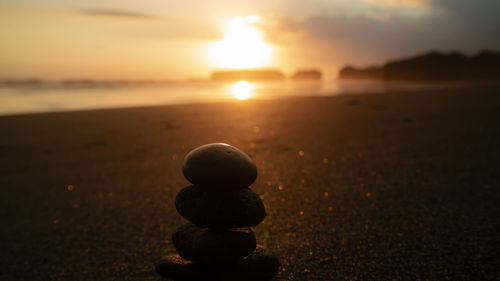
top-left (0, 80), bottom-right (456, 116)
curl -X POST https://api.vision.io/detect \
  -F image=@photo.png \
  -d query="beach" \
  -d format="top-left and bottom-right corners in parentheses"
top-left (1, 83), bottom-right (499, 280)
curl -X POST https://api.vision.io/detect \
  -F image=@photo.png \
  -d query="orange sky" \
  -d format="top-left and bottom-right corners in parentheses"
top-left (1, 0), bottom-right (499, 80)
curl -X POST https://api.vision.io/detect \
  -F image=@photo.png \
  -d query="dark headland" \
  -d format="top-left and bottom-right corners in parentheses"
top-left (211, 69), bottom-right (286, 82)
top-left (291, 70), bottom-right (322, 81)
top-left (210, 69), bottom-right (322, 82)
top-left (339, 50), bottom-right (500, 81)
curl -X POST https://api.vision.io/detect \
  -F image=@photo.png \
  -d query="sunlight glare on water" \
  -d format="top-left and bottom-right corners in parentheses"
top-left (232, 81), bottom-right (253, 100)
top-left (0, 80), bottom-right (455, 116)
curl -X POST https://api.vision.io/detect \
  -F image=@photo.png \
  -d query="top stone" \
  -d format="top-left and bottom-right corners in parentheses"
top-left (183, 143), bottom-right (257, 189)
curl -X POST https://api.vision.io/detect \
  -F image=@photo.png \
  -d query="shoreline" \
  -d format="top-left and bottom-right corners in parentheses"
top-left (0, 80), bottom-right (488, 117)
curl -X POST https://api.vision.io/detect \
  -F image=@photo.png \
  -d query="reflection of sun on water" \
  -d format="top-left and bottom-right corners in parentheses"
top-left (233, 81), bottom-right (253, 100)
top-left (208, 15), bottom-right (273, 69)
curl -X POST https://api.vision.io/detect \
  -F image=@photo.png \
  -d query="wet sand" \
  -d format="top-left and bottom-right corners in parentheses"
top-left (1, 84), bottom-right (499, 280)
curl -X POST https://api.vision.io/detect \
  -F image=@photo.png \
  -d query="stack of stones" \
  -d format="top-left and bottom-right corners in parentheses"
top-left (156, 143), bottom-right (280, 281)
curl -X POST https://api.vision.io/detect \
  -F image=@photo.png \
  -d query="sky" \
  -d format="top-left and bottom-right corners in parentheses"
top-left (1, 0), bottom-right (499, 80)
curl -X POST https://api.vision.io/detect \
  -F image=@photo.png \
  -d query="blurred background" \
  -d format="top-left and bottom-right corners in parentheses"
top-left (1, 0), bottom-right (499, 115)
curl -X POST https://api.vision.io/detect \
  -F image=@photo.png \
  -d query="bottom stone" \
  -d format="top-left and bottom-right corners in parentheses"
top-left (155, 247), bottom-right (280, 281)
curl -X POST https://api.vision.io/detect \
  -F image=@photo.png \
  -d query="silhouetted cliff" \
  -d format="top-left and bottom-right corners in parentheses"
top-left (291, 70), bottom-right (322, 81)
top-left (211, 69), bottom-right (285, 82)
top-left (339, 50), bottom-right (500, 81)
top-left (0, 79), bottom-right (42, 86)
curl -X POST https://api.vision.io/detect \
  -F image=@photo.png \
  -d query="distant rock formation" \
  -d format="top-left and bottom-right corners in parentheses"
top-left (339, 50), bottom-right (500, 81)
top-left (210, 69), bottom-right (285, 82)
top-left (0, 79), bottom-right (42, 86)
top-left (291, 70), bottom-right (322, 81)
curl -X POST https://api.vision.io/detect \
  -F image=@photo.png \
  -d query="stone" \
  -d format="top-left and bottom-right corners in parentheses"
top-left (175, 185), bottom-right (266, 228)
top-left (155, 246), bottom-right (280, 281)
top-left (172, 223), bottom-right (257, 264)
top-left (182, 143), bottom-right (257, 189)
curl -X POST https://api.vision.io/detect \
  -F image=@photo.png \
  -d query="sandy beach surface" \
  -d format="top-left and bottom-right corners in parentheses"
top-left (1, 83), bottom-right (499, 280)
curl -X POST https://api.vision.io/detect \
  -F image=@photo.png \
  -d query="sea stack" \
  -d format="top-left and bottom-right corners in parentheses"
top-left (156, 143), bottom-right (280, 280)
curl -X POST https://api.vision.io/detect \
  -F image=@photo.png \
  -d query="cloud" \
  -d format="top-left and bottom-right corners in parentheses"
top-left (262, 0), bottom-right (500, 68)
top-left (78, 9), bottom-right (158, 20)
top-left (362, 0), bottom-right (429, 8)
top-left (432, 0), bottom-right (500, 34)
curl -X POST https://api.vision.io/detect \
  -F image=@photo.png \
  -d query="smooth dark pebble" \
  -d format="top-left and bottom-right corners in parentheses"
top-left (175, 185), bottom-right (266, 228)
top-left (182, 143), bottom-right (257, 189)
top-left (172, 223), bottom-right (256, 264)
top-left (155, 246), bottom-right (280, 281)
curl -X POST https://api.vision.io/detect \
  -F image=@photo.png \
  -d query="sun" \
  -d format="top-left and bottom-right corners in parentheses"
top-left (232, 81), bottom-right (253, 100)
top-left (208, 15), bottom-right (273, 69)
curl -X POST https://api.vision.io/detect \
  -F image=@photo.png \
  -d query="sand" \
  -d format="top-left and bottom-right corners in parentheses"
top-left (0, 83), bottom-right (499, 280)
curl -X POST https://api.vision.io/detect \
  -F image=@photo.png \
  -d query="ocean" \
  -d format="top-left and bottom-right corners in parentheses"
top-left (0, 80), bottom-right (457, 116)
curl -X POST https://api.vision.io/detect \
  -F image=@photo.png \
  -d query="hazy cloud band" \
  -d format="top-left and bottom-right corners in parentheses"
top-left (78, 9), bottom-right (157, 20)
